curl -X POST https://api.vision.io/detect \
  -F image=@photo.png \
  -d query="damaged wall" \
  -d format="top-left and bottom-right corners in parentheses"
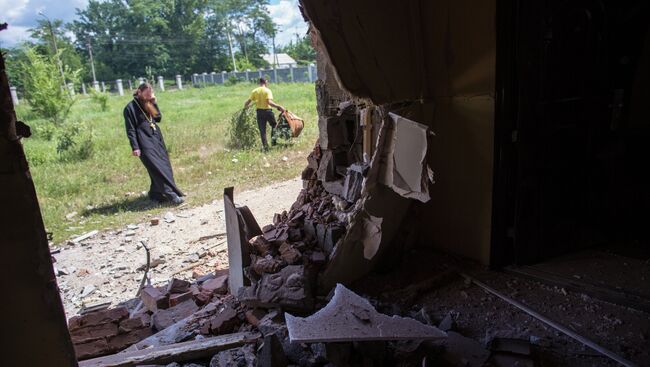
top-left (0, 34), bottom-right (78, 365)
top-left (302, 0), bottom-right (496, 264)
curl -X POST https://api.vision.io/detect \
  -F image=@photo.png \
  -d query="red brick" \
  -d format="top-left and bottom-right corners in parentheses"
top-left (140, 285), bottom-right (169, 312)
top-left (152, 299), bottom-right (199, 331)
top-left (201, 275), bottom-right (228, 295)
top-left (74, 338), bottom-right (110, 361)
top-left (70, 322), bottom-right (119, 344)
top-left (167, 278), bottom-right (191, 294)
top-left (209, 304), bottom-right (240, 335)
top-left (195, 290), bottom-right (213, 306)
top-left (107, 327), bottom-right (152, 352)
top-left (118, 317), bottom-right (147, 333)
top-left (68, 306), bottom-right (128, 331)
top-left (245, 309), bottom-right (267, 327)
top-left (169, 291), bottom-right (194, 307)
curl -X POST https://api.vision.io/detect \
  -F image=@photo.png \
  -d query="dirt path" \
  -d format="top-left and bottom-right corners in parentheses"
top-left (53, 177), bottom-right (302, 318)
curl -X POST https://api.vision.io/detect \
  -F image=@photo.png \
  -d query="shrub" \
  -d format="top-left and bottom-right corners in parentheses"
top-left (90, 90), bottom-right (109, 112)
top-left (225, 75), bottom-right (244, 86)
top-left (56, 121), bottom-right (95, 162)
top-left (228, 108), bottom-right (259, 149)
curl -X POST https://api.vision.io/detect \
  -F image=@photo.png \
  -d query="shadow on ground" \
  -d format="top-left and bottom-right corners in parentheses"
top-left (82, 195), bottom-right (169, 216)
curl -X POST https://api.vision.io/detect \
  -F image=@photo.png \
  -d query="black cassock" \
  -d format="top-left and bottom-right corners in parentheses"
top-left (124, 99), bottom-right (183, 202)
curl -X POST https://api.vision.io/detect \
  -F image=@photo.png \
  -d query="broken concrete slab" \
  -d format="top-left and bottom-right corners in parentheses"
top-left (285, 284), bottom-right (446, 343)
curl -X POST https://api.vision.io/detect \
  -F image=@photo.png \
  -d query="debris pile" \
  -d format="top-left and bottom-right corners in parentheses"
top-left (68, 306), bottom-right (151, 360)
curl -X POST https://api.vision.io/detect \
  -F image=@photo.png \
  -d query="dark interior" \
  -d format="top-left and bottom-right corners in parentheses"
top-left (492, 0), bottom-right (650, 266)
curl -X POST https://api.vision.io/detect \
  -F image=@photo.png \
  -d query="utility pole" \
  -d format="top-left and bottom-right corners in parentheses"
top-left (272, 36), bottom-right (278, 68)
top-left (87, 40), bottom-right (97, 84)
top-left (39, 12), bottom-right (66, 86)
top-left (227, 28), bottom-right (237, 72)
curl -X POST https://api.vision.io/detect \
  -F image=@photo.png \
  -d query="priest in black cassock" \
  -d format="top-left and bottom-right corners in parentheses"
top-left (124, 82), bottom-right (184, 204)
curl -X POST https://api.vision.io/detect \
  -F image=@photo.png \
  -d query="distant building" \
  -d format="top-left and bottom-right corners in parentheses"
top-left (261, 53), bottom-right (298, 68)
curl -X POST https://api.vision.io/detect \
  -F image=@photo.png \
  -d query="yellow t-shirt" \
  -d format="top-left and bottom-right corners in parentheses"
top-left (249, 86), bottom-right (273, 110)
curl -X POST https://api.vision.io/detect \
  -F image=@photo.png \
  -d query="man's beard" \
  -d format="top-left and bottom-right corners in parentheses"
top-left (140, 98), bottom-right (157, 116)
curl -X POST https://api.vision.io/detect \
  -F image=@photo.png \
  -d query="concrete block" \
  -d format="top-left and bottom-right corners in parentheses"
top-left (285, 284), bottom-right (446, 343)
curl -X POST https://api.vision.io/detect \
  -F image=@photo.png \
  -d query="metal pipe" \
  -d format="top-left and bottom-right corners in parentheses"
top-left (460, 273), bottom-right (637, 367)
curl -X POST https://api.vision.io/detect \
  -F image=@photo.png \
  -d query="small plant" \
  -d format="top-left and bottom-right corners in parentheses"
top-left (34, 123), bottom-right (57, 141)
top-left (228, 108), bottom-right (259, 149)
top-left (90, 90), bottom-right (109, 112)
top-left (56, 121), bottom-right (95, 162)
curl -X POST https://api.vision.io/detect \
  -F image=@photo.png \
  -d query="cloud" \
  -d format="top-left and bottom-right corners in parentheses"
top-left (0, 0), bottom-right (29, 22)
top-left (268, 0), bottom-right (308, 47)
top-left (0, 0), bottom-right (88, 47)
top-left (0, 25), bottom-right (31, 48)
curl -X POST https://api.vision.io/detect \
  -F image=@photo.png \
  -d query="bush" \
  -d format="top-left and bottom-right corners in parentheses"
top-left (18, 48), bottom-right (79, 125)
top-left (56, 121), bottom-right (95, 162)
top-left (90, 91), bottom-right (109, 112)
top-left (34, 123), bottom-right (57, 141)
top-left (225, 75), bottom-right (244, 86)
top-left (228, 108), bottom-right (259, 149)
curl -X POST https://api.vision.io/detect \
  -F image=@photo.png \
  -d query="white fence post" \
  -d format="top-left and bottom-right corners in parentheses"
top-left (93, 81), bottom-right (100, 93)
top-left (201, 72), bottom-right (207, 85)
top-left (67, 83), bottom-right (75, 96)
top-left (273, 67), bottom-right (278, 83)
top-left (138, 77), bottom-right (144, 86)
top-left (176, 75), bottom-right (183, 90)
top-left (289, 65), bottom-right (294, 82)
top-left (101, 81), bottom-right (106, 92)
top-left (308, 63), bottom-right (315, 82)
top-left (210, 72), bottom-right (217, 84)
top-left (10, 86), bottom-right (19, 105)
top-left (157, 76), bottom-right (165, 91)
top-left (81, 83), bottom-right (87, 95)
top-left (221, 71), bottom-right (226, 84)
top-left (258, 69), bottom-right (263, 79)
top-left (245, 69), bottom-right (250, 81)
top-left (116, 79), bottom-right (124, 96)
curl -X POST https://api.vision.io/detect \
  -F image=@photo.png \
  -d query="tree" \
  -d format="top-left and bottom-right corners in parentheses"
top-left (18, 48), bottom-right (79, 125)
top-left (28, 18), bottom-right (85, 82)
top-left (279, 34), bottom-right (315, 65)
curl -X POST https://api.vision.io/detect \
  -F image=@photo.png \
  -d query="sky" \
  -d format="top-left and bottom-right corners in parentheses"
top-left (0, 0), bottom-right (308, 49)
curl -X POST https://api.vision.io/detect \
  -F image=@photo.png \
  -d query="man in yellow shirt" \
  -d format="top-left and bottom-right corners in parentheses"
top-left (244, 78), bottom-right (285, 150)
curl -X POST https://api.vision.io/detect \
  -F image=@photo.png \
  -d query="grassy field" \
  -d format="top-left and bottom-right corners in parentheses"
top-left (15, 82), bottom-right (317, 244)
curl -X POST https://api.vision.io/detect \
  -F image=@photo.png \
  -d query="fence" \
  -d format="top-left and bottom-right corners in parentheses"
top-left (9, 64), bottom-right (317, 106)
top-left (191, 64), bottom-right (317, 86)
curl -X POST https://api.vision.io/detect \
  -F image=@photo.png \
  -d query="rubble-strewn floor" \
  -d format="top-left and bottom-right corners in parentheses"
top-left (53, 178), bottom-right (302, 318)
top-left (353, 249), bottom-right (650, 367)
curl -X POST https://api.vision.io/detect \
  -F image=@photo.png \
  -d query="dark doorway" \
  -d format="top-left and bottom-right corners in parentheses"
top-left (492, 0), bottom-right (650, 266)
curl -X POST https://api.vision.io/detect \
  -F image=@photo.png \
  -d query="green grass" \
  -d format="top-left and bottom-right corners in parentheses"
top-left (15, 82), bottom-right (317, 244)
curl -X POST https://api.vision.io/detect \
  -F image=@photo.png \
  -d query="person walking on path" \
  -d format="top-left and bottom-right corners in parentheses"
top-left (124, 82), bottom-right (184, 204)
top-left (244, 78), bottom-right (285, 151)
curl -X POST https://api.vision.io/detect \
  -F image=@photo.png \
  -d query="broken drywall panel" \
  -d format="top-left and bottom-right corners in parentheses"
top-left (380, 112), bottom-right (434, 203)
top-left (285, 283), bottom-right (446, 343)
top-left (362, 214), bottom-right (382, 260)
top-left (224, 187), bottom-right (251, 296)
